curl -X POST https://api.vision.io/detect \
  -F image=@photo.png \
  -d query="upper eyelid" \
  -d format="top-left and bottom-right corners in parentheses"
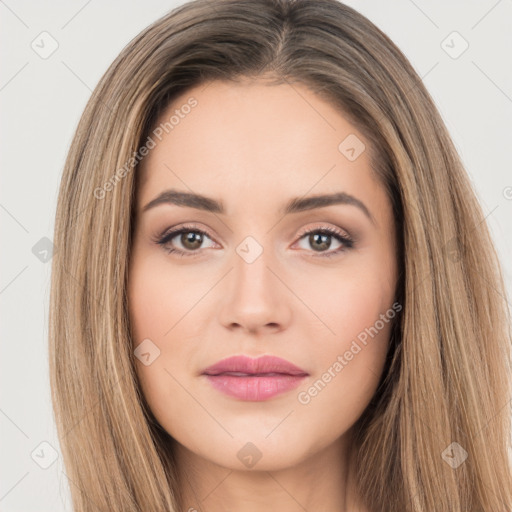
top-left (159, 224), bottom-right (217, 243)
top-left (296, 224), bottom-right (350, 238)
top-left (158, 222), bottom-right (350, 239)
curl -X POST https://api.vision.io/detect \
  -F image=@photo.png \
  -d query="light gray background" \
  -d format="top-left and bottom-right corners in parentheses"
top-left (1, 1), bottom-right (511, 510)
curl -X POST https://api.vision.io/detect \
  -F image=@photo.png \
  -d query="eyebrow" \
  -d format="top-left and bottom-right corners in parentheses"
top-left (142, 189), bottom-right (375, 224)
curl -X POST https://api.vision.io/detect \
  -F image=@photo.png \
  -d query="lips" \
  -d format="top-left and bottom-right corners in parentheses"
top-left (201, 355), bottom-right (309, 401)
top-left (202, 355), bottom-right (308, 377)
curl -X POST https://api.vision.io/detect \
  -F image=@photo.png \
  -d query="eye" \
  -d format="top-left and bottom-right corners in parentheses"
top-left (153, 223), bottom-right (217, 257)
top-left (293, 226), bottom-right (354, 258)
top-left (153, 223), bottom-right (354, 258)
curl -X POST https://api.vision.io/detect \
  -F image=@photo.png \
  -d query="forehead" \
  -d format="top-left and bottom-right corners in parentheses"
top-left (136, 79), bottom-right (385, 219)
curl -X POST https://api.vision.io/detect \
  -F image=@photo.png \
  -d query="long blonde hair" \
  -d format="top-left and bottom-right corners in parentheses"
top-left (49, 0), bottom-right (512, 510)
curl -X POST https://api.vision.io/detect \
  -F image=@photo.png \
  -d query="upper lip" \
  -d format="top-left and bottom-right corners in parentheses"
top-left (202, 355), bottom-right (309, 376)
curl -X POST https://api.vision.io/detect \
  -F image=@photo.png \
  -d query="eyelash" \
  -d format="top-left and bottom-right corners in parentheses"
top-left (153, 223), bottom-right (355, 259)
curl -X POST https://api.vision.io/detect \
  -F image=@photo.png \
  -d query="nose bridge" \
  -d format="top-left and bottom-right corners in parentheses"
top-left (217, 232), bottom-right (291, 332)
top-left (232, 234), bottom-right (275, 301)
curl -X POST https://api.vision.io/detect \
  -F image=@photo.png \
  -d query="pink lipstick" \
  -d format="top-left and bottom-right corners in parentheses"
top-left (202, 355), bottom-right (309, 401)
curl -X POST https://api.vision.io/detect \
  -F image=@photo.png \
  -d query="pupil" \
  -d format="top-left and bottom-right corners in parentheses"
top-left (310, 233), bottom-right (330, 251)
top-left (182, 232), bottom-right (202, 249)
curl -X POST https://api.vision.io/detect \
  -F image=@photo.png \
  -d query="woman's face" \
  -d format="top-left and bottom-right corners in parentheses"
top-left (128, 78), bottom-right (398, 472)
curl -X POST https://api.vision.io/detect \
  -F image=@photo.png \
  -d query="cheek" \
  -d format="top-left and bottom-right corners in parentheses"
top-left (296, 305), bottom-right (393, 435)
top-left (299, 255), bottom-right (396, 343)
top-left (293, 257), bottom-right (395, 414)
top-left (128, 256), bottom-right (205, 430)
top-left (128, 255), bottom-right (201, 344)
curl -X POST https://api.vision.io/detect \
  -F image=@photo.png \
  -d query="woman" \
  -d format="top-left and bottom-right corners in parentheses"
top-left (49, 0), bottom-right (512, 510)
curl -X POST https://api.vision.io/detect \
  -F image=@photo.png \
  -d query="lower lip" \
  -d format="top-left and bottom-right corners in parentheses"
top-left (204, 374), bottom-right (308, 401)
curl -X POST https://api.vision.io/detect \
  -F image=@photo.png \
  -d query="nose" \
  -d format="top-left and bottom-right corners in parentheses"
top-left (217, 241), bottom-right (292, 335)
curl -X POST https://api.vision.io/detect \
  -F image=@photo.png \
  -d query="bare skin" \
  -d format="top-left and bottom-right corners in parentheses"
top-left (128, 77), bottom-right (398, 512)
